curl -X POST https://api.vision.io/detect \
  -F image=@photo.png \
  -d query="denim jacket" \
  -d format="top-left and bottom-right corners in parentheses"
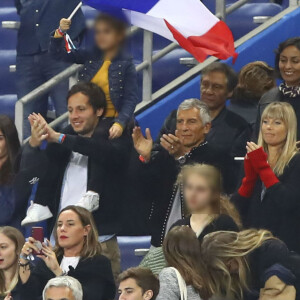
top-left (49, 36), bottom-right (139, 128)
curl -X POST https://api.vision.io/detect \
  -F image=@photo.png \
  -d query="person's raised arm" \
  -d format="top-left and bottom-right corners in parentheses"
top-left (247, 143), bottom-right (300, 211)
top-left (132, 127), bottom-right (153, 162)
top-left (49, 18), bottom-right (89, 64)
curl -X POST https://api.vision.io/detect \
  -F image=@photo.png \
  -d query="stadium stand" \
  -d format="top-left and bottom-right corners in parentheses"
top-left (0, 0), bottom-right (300, 278)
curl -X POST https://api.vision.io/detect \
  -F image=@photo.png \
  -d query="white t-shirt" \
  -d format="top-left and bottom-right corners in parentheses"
top-left (60, 256), bottom-right (80, 273)
top-left (60, 151), bottom-right (88, 210)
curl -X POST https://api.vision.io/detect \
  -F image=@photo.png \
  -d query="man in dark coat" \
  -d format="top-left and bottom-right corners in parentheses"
top-left (132, 99), bottom-right (237, 247)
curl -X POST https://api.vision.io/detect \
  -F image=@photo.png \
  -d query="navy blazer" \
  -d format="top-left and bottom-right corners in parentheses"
top-left (49, 37), bottom-right (139, 128)
top-left (15, 0), bottom-right (86, 55)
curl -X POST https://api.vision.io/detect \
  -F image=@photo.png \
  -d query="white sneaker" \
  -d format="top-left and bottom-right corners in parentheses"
top-left (76, 191), bottom-right (99, 212)
top-left (21, 201), bottom-right (53, 226)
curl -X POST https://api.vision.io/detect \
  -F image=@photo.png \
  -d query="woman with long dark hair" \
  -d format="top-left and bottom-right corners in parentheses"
top-left (257, 37), bottom-right (300, 139)
top-left (19, 206), bottom-right (115, 300)
top-left (0, 115), bottom-right (20, 186)
top-left (0, 115), bottom-right (22, 227)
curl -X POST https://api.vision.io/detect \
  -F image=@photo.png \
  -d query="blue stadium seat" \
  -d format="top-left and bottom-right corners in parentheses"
top-left (0, 94), bottom-right (18, 120)
top-left (0, 50), bottom-right (17, 94)
top-left (0, 0), bottom-right (15, 8)
top-left (0, 7), bottom-right (19, 50)
top-left (226, 3), bottom-right (283, 40)
top-left (117, 236), bottom-right (151, 271)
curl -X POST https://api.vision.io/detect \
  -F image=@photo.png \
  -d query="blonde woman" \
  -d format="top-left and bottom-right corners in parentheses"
top-left (0, 227), bottom-right (25, 300)
top-left (233, 102), bottom-right (300, 253)
top-left (172, 164), bottom-right (241, 240)
top-left (18, 206), bottom-right (115, 300)
top-left (200, 229), bottom-right (300, 300)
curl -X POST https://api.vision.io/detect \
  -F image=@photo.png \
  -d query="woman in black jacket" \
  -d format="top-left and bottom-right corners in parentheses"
top-left (200, 229), bottom-right (300, 300)
top-left (256, 37), bottom-right (300, 139)
top-left (232, 102), bottom-right (300, 253)
top-left (18, 206), bottom-right (115, 300)
top-left (171, 164), bottom-right (240, 240)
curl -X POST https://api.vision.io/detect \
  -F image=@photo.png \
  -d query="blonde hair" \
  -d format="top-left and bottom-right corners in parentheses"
top-left (258, 102), bottom-right (298, 175)
top-left (54, 206), bottom-right (102, 259)
top-left (0, 227), bottom-right (25, 297)
top-left (177, 164), bottom-right (242, 228)
top-left (200, 229), bottom-right (276, 300)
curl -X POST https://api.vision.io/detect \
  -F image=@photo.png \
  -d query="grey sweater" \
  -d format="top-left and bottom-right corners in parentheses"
top-left (157, 267), bottom-right (202, 300)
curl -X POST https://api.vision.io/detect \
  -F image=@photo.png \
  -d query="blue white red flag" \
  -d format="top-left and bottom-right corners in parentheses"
top-left (83, 0), bottom-right (238, 62)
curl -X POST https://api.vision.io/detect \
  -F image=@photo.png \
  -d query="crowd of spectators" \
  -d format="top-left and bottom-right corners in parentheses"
top-left (0, 1), bottom-right (300, 299)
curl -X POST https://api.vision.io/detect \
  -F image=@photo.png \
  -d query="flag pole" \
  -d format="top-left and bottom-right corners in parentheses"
top-left (68, 2), bottom-right (83, 20)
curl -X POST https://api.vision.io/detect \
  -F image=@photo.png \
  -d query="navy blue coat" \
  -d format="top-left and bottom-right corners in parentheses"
top-left (15, 0), bottom-right (85, 55)
top-left (49, 37), bottom-right (139, 128)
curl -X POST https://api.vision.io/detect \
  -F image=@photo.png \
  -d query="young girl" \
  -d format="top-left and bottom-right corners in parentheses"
top-left (200, 230), bottom-right (300, 300)
top-left (50, 13), bottom-right (139, 139)
top-left (0, 227), bottom-right (25, 300)
top-left (233, 102), bottom-right (300, 253)
top-left (172, 164), bottom-right (241, 239)
top-left (19, 206), bottom-right (115, 300)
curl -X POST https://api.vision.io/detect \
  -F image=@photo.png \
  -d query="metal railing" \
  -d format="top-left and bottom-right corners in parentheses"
top-left (2, 0), bottom-right (298, 141)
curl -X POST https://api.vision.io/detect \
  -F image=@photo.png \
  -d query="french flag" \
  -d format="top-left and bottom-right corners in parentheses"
top-left (83, 0), bottom-right (238, 62)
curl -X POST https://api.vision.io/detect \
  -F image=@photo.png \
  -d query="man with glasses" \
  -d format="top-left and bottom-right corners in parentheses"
top-left (158, 62), bottom-right (250, 158)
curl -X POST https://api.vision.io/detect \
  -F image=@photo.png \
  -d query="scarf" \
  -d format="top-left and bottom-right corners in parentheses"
top-left (279, 82), bottom-right (300, 98)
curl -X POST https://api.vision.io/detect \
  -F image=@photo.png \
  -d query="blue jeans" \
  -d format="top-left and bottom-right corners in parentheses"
top-left (16, 52), bottom-right (70, 138)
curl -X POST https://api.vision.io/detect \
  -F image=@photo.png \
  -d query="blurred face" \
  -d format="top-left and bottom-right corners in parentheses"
top-left (45, 286), bottom-right (75, 300)
top-left (119, 278), bottom-right (151, 300)
top-left (68, 92), bottom-right (103, 137)
top-left (56, 210), bottom-right (90, 251)
top-left (261, 117), bottom-right (287, 147)
top-left (201, 71), bottom-right (232, 112)
top-left (94, 21), bottom-right (125, 51)
top-left (184, 173), bottom-right (214, 213)
top-left (279, 45), bottom-right (300, 86)
top-left (0, 233), bottom-right (17, 271)
top-left (176, 108), bottom-right (211, 148)
top-left (0, 130), bottom-right (8, 161)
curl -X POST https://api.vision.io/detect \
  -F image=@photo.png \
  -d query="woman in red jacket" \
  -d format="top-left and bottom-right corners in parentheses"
top-left (232, 102), bottom-right (300, 253)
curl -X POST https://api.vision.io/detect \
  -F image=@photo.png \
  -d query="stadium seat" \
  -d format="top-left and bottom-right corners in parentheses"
top-left (117, 236), bottom-right (151, 271)
top-left (0, 50), bottom-right (17, 94)
top-left (0, 94), bottom-right (18, 120)
top-left (0, 0), bottom-right (15, 8)
top-left (226, 3), bottom-right (283, 40)
top-left (0, 7), bottom-right (19, 50)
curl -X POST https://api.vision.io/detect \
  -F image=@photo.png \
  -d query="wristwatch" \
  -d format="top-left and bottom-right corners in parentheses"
top-left (177, 155), bottom-right (187, 165)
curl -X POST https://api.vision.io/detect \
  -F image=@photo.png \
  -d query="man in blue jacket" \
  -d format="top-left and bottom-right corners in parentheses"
top-left (15, 0), bottom-right (86, 137)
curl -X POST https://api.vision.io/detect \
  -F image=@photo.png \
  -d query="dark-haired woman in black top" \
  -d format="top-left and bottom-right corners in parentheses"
top-left (257, 37), bottom-right (300, 139)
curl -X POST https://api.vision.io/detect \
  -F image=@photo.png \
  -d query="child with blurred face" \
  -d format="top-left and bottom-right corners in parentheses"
top-left (55, 12), bottom-right (138, 140)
